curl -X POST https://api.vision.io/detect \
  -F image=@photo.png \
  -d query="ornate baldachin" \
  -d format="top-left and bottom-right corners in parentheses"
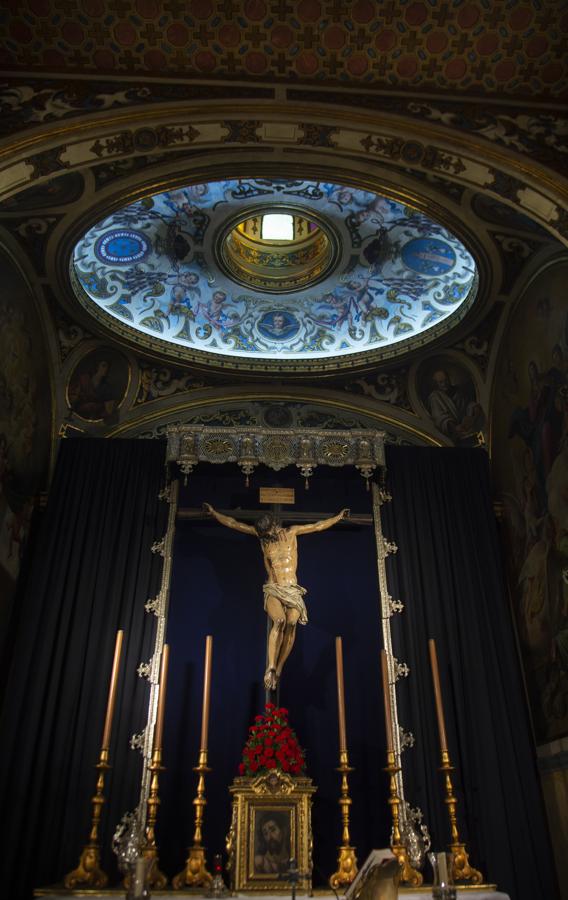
top-left (167, 424), bottom-right (385, 487)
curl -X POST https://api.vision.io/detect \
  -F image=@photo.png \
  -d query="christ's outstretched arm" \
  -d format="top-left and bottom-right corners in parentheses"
top-left (289, 508), bottom-right (350, 536)
top-left (202, 502), bottom-right (257, 535)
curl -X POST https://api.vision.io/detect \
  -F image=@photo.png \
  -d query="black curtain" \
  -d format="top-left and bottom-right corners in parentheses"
top-left (0, 439), bottom-right (168, 900)
top-left (383, 446), bottom-right (557, 900)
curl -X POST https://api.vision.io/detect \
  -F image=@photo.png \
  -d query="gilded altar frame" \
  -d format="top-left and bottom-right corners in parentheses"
top-left (226, 770), bottom-right (316, 893)
top-left (125, 425), bottom-right (429, 869)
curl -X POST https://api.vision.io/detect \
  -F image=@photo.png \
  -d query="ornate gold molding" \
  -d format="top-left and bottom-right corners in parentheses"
top-left (1, 100), bottom-right (566, 241)
top-left (167, 424), bottom-right (385, 485)
top-left (226, 771), bottom-right (316, 893)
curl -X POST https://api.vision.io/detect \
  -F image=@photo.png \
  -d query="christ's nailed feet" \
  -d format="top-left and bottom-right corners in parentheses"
top-left (264, 666), bottom-right (278, 691)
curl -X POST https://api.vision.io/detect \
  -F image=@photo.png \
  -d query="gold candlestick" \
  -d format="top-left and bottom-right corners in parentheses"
top-left (329, 749), bottom-right (358, 889)
top-left (429, 639), bottom-right (483, 884)
top-left (381, 650), bottom-right (422, 885)
top-left (330, 637), bottom-right (357, 888)
top-left (439, 748), bottom-right (483, 883)
top-left (64, 749), bottom-right (110, 888)
top-left (173, 637), bottom-right (214, 889)
top-left (173, 748), bottom-right (213, 889)
top-left (141, 747), bottom-right (168, 888)
top-left (142, 645), bottom-right (169, 889)
top-left (384, 751), bottom-right (423, 887)
top-left (64, 629), bottom-right (124, 888)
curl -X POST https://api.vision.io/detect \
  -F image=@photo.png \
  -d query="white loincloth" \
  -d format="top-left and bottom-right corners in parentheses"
top-left (263, 583), bottom-right (308, 625)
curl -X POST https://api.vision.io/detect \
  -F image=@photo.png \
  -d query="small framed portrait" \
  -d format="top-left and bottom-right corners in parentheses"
top-left (227, 771), bottom-right (315, 892)
top-left (66, 346), bottom-right (130, 423)
top-left (251, 807), bottom-right (293, 878)
top-left (416, 355), bottom-right (485, 447)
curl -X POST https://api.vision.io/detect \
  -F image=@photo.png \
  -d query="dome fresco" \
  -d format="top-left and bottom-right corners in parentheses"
top-left (72, 178), bottom-right (478, 367)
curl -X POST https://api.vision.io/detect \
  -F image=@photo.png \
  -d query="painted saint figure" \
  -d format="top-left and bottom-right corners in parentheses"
top-left (68, 358), bottom-right (118, 422)
top-left (254, 813), bottom-right (290, 874)
top-left (203, 503), bottom-right (349, 690)
top-left (426, 368), bottom-right (484, 446)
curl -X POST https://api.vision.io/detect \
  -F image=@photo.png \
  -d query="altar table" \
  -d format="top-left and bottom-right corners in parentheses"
top-left (35, 889), bottom-right (511, 899)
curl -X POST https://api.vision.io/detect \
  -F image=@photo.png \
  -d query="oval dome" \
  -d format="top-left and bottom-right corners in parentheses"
top-left (71, 178), bottom-right (478, 371)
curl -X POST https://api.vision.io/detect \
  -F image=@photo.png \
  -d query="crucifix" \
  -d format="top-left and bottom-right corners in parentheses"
top-left (179, 489), bottom-right (371, 704)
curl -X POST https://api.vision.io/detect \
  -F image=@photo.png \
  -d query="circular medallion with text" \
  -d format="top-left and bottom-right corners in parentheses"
top-left (401, 237), bottom-right (456, 276)
top-left (95, 229), bottom-right (150, 265)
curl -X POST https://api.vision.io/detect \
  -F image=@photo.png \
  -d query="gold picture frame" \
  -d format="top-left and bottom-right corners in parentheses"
top-left (227, 771), bottom-right (316, 893)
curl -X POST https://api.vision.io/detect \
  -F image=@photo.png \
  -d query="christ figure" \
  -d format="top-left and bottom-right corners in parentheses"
top-left (203, 503), bottom-right (349, 690)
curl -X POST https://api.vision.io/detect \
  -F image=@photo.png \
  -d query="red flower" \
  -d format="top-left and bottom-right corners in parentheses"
top-left (238, 704), bottom-right (306, 777)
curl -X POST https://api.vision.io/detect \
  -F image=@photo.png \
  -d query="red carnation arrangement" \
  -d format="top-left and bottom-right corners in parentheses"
top-left (238, 704), bottom-right (306, 777)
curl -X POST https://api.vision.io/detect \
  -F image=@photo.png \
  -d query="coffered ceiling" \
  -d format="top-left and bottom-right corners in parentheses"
top-left (1, 0), bottom-right (567, 100)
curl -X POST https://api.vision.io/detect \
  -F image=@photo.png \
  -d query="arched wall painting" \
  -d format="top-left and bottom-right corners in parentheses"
top-left (416, 356), bottom-right (485, 446)
top-left (67, 347), bottom-right (130, 423)
top-left (493, 262), bottom-right (568, 744)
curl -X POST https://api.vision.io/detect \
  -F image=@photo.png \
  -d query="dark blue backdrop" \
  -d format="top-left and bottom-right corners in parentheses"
top-left (159, 464), bottom-right (389, 884)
